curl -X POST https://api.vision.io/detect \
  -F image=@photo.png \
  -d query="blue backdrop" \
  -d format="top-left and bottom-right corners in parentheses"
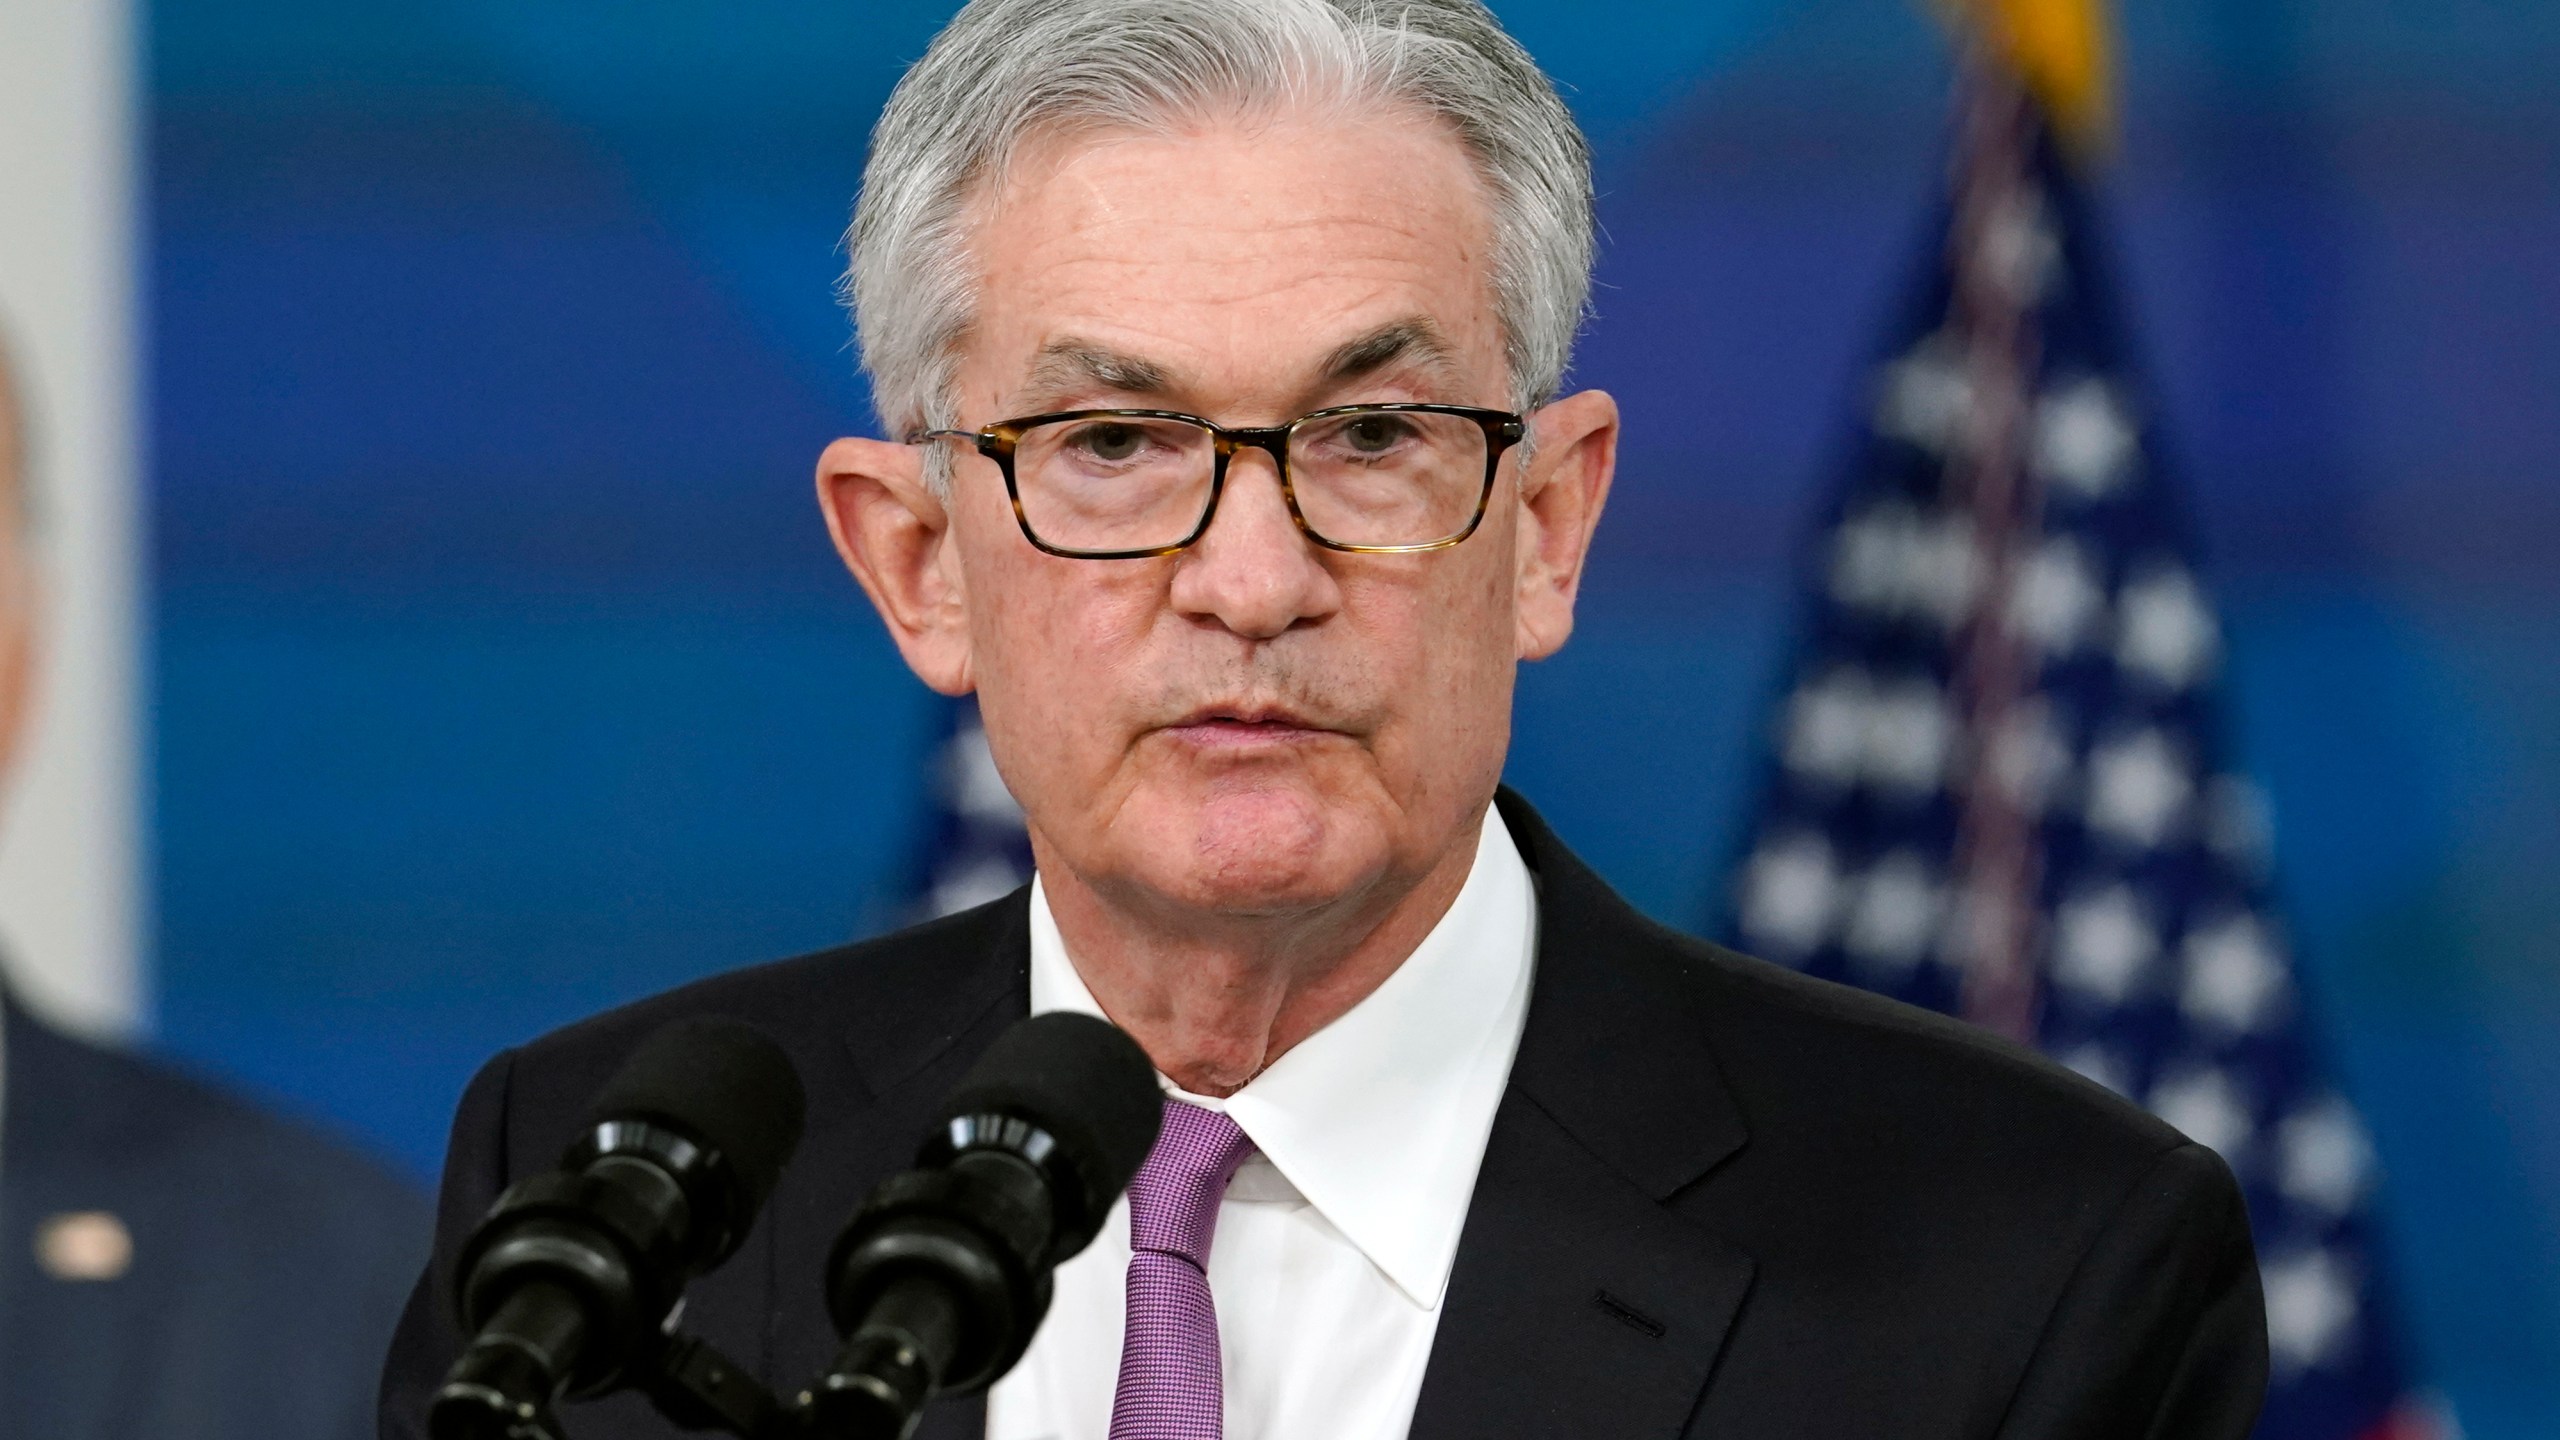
top-left (147, 1), bottom-right (2560, 1431)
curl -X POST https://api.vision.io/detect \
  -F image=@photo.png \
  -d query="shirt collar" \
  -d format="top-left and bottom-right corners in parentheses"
top-left (1027, 807), bottom-right (1537, 1310)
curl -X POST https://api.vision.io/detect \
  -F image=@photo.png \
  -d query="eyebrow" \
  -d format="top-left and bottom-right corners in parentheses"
top-left (1015, 314), bottom-right (1463, 414)
top-left (1023, 341), bottom-right (1177, 406)
top-left (1315, 317), bottom-right (1460, 391)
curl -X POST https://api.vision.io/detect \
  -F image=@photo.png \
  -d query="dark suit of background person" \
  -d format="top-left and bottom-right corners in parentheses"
top-left (0, 333), bottom-right (431, 1439)
top-left (381, 791), bottom-right (2266, 1440)
top-left (0, 988), bottom-right (430, 1440)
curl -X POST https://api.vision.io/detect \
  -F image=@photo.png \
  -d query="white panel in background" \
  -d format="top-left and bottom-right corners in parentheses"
top-left (0, 0), bottom-right (141, 1036)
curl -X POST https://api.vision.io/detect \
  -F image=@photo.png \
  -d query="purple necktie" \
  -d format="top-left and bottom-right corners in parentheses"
top-left (1108, 1100), bottom-right (1256, 1440)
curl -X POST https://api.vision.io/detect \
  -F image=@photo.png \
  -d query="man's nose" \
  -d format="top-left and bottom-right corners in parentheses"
top-left (1166, 445), bottom-right (1342, 640)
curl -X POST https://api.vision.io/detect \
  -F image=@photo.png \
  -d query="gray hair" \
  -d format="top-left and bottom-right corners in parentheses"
top-left (844, 0), bottom-right (1593, 466)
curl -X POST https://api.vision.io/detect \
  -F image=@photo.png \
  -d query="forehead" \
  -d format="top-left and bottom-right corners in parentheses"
top-left (961, 107), bottom-right (1504, 407)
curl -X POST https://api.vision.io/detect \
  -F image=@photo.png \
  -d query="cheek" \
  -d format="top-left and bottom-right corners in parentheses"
top-left (967, 538), bottom-right (1167, 738)
top-left (1353, 539), bottom-right (1518, 735)
top-left (1427, 514), bottom-right (1520, 670)
top-left (1422, 553), bottom-right (1522, 804)
top-left (1002, 569), bottom-right (1158, 673)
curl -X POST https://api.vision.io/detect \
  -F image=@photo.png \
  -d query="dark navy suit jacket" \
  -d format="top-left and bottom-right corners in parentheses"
top-left (384, 790), bottom-right (2267, 1439)
top-left (0, 991), bottom-right (431, 1440)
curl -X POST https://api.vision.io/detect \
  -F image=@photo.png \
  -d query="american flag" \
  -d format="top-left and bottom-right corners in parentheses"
top-left (905, 694), bottom-right (1036, 921)
top-left (1720, 68), bottom-right (2445, 1440)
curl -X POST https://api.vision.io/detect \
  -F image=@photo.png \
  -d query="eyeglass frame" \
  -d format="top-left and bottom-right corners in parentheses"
top-left (906, 402), bottom-right (1529, 560)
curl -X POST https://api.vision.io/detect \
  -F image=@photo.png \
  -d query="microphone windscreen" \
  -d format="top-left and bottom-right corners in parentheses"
top-left (938, 1012), bottom-right (1161, 1231)
top-left (585, 1017), bottom-right (808, 1211)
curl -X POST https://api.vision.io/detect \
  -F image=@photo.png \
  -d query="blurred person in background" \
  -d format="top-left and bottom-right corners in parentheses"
top-left (0, 327), bottom-right (430, 1439)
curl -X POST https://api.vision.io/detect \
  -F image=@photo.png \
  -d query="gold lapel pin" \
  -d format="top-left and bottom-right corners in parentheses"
top-left (35, 1210), bottom-right (132, 1281)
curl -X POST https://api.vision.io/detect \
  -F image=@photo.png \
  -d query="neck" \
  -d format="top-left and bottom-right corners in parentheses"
top-left (1036, 815), bottom-right (1486, 1097)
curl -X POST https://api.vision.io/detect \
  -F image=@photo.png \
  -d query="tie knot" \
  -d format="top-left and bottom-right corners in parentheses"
top-left (1124, 1101), bottom-right (1255, 1266)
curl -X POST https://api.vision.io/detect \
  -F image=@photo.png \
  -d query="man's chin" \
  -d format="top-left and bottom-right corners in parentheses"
top-left (1119, 776), bottom-right (1384, 917)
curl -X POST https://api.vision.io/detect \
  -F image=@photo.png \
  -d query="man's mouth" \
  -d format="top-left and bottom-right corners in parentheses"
top-left (1161, 704), bottom-right (1337, 749)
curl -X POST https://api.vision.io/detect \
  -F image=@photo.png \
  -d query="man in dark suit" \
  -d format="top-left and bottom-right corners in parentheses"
top-left (382, 2), bottom-right (2268, 1436)
top-left (0, 332), bottom-right (430, 1437)
top-left (0, 990), bottom-right (432, 1439)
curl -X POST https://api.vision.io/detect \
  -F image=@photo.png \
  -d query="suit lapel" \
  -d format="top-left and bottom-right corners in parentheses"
top-left (1407, 792), bottom-right (1757, 1440)
top-left (1407, 1092), bottom-right (1753, 1440)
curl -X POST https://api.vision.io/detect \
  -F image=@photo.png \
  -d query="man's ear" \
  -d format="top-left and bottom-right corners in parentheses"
top-left (817, 436), bottom-right (975, 695)
top-left (1513, 388), bottom-right (1618, 661)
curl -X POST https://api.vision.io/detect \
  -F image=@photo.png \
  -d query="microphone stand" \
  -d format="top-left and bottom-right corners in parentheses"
top-left (448, 1317), bottom-right (808, 1440)
top-left (489, 1322), bottom-right (939, 1440)
top-left (642, 1330), bottom-right (811, 1440)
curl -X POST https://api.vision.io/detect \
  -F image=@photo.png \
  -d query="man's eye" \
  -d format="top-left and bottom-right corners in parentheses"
top-left (1072, 423), bottom-right (1148, 462)
top-left (1342, 416), bottom-right (1414, 453)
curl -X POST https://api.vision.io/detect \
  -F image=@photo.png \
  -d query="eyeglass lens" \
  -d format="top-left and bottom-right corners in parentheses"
top-left (1010, 410), bottom-right (1491, 554)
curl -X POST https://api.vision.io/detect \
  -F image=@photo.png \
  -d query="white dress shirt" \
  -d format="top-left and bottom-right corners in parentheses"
top-left (985, 808), bottom-right (1538, 1440)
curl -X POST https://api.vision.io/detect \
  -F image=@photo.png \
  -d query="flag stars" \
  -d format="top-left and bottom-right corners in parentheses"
top-left (2280, 1098), bottom-right (2377, 1215)
top-left (2008, 535), bottom-right (2106, 656)
top-left (1875, 334), bottom-right (1975, 456)
top-left (1784, 671), bottom-right (1872, 789)
top-left (1780, 670), bottom-right (1954, 802)
top-left (2053, 884), bottom-right (2159, 1004)
top-left (2085, 728), bottom-right (2192, 850)
top-left (1843, 852), bottom-right (1945, 973)
top-left (2262, 1248), bottom-right (2361, 1375)
top-left (1830, 501), bottom-right (1982, 632)
top-left (2033, 377), bottom-right (2138, 500)
top-left (1904, 515), bottom-right (1986, 631)
top-left (2117, 564), bottom-right (2220, 691)
top-left (1866, 681), bottom-right (1955, 799)
top-left (1740, 833), bottom-right (1841, 961)
top-left (2147, 1064), bottom-right (2255, 1161)
top-left (2180, 913), bottom-right (2293, 1035)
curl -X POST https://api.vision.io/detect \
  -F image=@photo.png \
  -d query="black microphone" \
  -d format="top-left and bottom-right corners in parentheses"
top-left (806, 1012), bottom-right (1161, 1440)
top-left (431, 1018), bottom-right (807, 1440)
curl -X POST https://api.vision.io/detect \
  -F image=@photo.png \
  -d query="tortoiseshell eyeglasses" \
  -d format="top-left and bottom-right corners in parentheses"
top-left (907, 403), bottom-right (1527, 559)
